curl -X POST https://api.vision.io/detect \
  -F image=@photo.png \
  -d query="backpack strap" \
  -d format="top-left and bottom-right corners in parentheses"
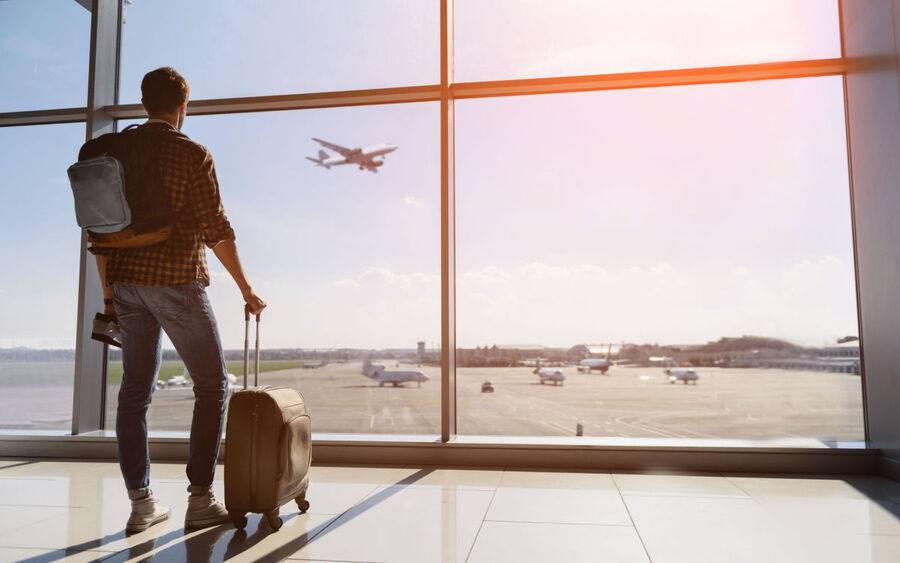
top-left (121, 124), bottom-right (141, 132)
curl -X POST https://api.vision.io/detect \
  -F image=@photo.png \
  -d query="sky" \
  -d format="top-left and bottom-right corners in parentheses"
top-left (0, 0), bottom-right (857, 350)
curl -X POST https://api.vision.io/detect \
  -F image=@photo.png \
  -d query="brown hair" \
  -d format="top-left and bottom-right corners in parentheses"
top-left (140, 67), bottom-right (190, 114)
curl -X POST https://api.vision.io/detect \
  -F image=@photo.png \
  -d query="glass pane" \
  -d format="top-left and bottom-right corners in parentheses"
top-left (0, 0), bottom-right (91, 112)
top-left (106, 103), bottom-right (440, 436)
top-left (119, 0), bottom-right (438, 103)
top-left (0, 123), bottom-right (84, 431)
top-left (455, 76), bottom-right (863, 444)
top-left (455, 0), bottom-right (841, 82)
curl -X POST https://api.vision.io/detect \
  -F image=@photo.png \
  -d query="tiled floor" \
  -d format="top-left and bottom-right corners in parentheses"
top-left (0, 461), bottom-right (899, 562)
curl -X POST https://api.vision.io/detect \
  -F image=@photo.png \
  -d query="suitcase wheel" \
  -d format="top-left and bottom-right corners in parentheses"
top-left (230, 512), bottom-right (248, 530)
top-left (265, 509), bottom-right (283, 531)
top-left (296, 497), bottom-right (310, 513)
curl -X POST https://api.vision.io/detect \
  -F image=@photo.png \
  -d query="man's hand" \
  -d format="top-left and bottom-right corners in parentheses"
top-left (243, 289), bottom-right (266, 316)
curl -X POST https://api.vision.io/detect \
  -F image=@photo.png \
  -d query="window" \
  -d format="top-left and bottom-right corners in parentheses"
top-left (119, 0), bottom-right (439, 103)
top-left (0, 0), bottom-right (91, 112)
top-left (105, 103), bottom-right (441, 436)
top-left (455, 0), bottom-right (840, 81)
top-left (2, 1), bottom-right (862, 448)
top-left (0, 123), bottom-right (84, 431)
top-left (455, 76), bottom-right (863, 443)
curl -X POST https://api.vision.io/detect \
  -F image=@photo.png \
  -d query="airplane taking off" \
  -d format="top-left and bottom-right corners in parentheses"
top-left (362, 359), bottom-right (429, 387)
top-left (306, 138), bottom-right (398, 173)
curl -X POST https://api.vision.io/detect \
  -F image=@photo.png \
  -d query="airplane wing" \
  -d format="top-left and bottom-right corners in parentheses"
top-left (312, 138), bottom-right (353, 157)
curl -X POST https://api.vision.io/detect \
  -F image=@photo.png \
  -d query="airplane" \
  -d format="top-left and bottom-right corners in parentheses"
top-left (577, 343), bottom-right (614, 374)
top-left (362, 358), bottom-right (429, 387)
top-left (157, 373), bottom-right (192, 389)
top-left (665, 367), bottom-right (700, 385)
top-left (226, 373), bottom-right (242, 393)
top-left (535, 367), bottom-right (566, 386)
top-left (306, 138), bottom-right (398, 173)
top-left (303, 360), bottom-right (327, 370)
top-left (533, 360), bottom-right (565, 386)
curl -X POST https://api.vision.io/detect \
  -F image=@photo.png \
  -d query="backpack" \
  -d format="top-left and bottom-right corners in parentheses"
top-left (67, 124), bottom-right (173, 249)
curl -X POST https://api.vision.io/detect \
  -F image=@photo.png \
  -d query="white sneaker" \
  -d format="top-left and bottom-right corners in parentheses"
top-left (126, 488), bottom-right (171, 534)
top-left (185, 485), bottom-right (230, 530)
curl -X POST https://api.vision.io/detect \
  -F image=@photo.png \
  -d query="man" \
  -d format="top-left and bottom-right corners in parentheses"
top-left (91, 67), bottom-right (264, 533)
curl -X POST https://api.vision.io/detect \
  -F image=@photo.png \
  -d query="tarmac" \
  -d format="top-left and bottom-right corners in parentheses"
top-left (101, 362), bottom-right (864, 442)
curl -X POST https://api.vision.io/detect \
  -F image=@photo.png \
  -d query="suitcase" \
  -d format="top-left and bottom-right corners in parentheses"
top-left (224, 308), bottom-right (311, 531)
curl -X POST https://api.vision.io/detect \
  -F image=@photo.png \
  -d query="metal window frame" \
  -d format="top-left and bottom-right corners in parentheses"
top-left (0, 1), bottom-right (869, 468)
top-left (71, 0), bottom-right (122, 435)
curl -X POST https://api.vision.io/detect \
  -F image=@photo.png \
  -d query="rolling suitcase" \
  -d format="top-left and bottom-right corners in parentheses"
top-left (224, 308), bottom-right (311, 531)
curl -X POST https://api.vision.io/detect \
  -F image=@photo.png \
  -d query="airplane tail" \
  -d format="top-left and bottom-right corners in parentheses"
top-left (306, 149), bottom-right (331, 168)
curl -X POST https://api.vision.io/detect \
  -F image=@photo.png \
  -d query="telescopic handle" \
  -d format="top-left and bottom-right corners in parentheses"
top-left (243, 305), bottom-right (261, 389)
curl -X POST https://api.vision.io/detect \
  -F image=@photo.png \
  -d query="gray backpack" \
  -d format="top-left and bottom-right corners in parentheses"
top-left (68, 124), bottom-right (172, 249)
top-left (68, 156), bottom-right (131, 234)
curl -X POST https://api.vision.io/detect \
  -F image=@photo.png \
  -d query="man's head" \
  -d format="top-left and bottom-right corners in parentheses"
top-left (141, 67), bottom-right (190, 129)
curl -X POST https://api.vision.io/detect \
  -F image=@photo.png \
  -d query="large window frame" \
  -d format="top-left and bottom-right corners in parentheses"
top-left (0, 0), bottom-right (872, 472)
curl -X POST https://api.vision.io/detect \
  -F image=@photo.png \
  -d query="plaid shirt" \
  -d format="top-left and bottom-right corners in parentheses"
top-left (91, 121), bottom-right (235, 287)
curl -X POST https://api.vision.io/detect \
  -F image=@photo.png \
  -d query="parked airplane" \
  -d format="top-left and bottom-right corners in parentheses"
top-left (535, 367), bottom-right (566, 386)
top-left (578, 343), bottom-right (614, 374)
top-left (226, 373), bottom-right (242, 393)
top-left (156, 373), bottom-right (192, 390)
top-left (533, 360), bottom-right (565, 386)
top-left (362, 358), bottom-right (429, 387)
top-left (665, 368), bottom-right (700, 385)
top-left (306, 138), bottom-right (398, 173)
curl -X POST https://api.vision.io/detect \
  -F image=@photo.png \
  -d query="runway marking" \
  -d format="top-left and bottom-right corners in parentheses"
top-left (541, 420), bottom-right (576, 434)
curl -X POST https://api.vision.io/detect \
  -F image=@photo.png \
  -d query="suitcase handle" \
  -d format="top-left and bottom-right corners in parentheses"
top-left (243, 305), bottom-right (261, 389)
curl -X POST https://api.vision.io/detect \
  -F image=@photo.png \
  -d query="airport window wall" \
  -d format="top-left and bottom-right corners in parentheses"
top-left (0, 124), bottom-right (85, 431)
top-left (106, 106), bottom-right (441, 435)
top-left (455, 77), bottom-right (863, 443)
top-left (0, 0), bottom-right (90, 112)
top-left (0, 1), bottom-right (865, 448)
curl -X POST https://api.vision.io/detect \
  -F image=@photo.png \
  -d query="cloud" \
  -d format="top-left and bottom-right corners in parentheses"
top-left (649, 262), bottom-right (674, 275)
top-left (403, 194), bottom-right (423, 208)
top-left (333, 267), bottom-right (438, 290)
top-left (570, 264), bottom-right (610, 278)
top-left (517, 262), bottom-right (572, 279)
top-left (461, 266), bottom-right (511, 286)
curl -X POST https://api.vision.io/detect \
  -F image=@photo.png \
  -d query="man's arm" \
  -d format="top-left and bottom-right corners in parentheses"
top-left (94, 254), bottom-right (115, 316)
top-left (188, 149), bottom-right (265, 315)
top-left (212, 239), bottom-right (265, 315)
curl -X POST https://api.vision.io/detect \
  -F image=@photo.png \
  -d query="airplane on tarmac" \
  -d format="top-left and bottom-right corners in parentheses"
top-left (306, 138), bottom-right (398, 173)
top-left (533, 360), bottom-right (566, 386)
top-left (665, 367), bottom-right (700, 385)
top-left (156, 373), bottom-right (192, 390)
top-left (578, 343), bottom-right (614, 374)
top-left (362, 358), bottom-right (429, 387)
top-left (535, 367), bottom-right (566, 386)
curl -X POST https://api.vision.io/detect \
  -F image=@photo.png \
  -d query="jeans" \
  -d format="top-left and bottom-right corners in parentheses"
top-left (113, 281), bottom-right (228, 491)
